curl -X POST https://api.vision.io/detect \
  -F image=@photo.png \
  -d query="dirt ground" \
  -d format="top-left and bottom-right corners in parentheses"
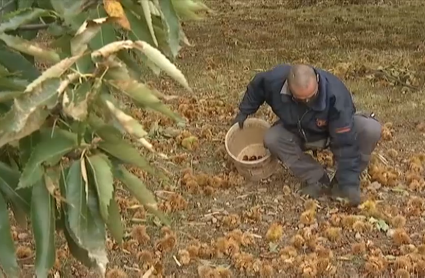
top-left (13, 0), bottom-right (425, 277)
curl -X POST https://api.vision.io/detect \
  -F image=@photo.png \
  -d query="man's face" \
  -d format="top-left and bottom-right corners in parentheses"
top-left (289, 76), bottom-right (319, 104)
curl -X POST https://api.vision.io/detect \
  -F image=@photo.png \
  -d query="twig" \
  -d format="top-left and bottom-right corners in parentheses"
top-left (260, 253), bottom-right (278, 259)
top-left (142, 266), bottom-right (154, 278)
top-left (249, 233), bottom-right (262, 239)
top-left (123, 265), bottom-right (141, 272)
top-left (376, 153), bottom-right (389, 166)
top-left (128, 204), bottom-right (143, 210)
top-left (203, 211), bottom-right (222, 218)
top-left (154, 190), bottom-right (175, 195)
top-left (18, 254), bottom-right (35, 261)
top-left (130, 218), bottom-right (146, 223)
top-left (236, 193), bottom-right (253, 199)
top-left (182, 221), bottom-right (207, 226)
top-left (173, 255), bottom-right (182, 267)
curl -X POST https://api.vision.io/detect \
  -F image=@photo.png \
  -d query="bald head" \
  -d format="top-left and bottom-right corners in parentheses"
top-left (287, 64), bottom-right (318, 100)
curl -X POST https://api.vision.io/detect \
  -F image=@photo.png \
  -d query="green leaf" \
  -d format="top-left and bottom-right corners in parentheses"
top-left (18, 0), bottom-right (35, 9)
top-left (31, 180), bottom-right (56, 278)
top-left (37, 127), bottom-right (80, 144)
top-left (70, 18), bottom-right (110, 74)
top-left (0, 192), bottom-right (20, 278)
top-left (87, 113), bottom-right (123, 138)
top-left (20, 29), bottom-right (40, 41)
top-left (50, 33), bottom-right (72, 54)
top-left (0, 8), bottom-right (50, 33)
top-left (0, 161), bottom-right (31, 213)
top-left (24, 54), bottom-right (82, 93)
top-left (18, 127), bottom-right (78, 189)
top-left (101, 3), bottom-right (160, 74)
top-left (158, 0), bottom-right (181, 57)
top-left (85, 184), bottom-right (108, 275)
top-left (0, 78), bottom-right (60, 138)
top-left (139, 0), bottom-right (158, 46)
top-left (0, 108), bottom-right (50, 149)
top-left (0, 79), bottom-right (60, 146)
top-left (113, 165), bottom-right (170, 226)
top-left (49, 0), bottom-right (88, 31)
top-left (134, 41), bottom-right (191, 91)
top-left (94, 120), bottom-right (170, 182)
top-left (107, 71), bottom-right (184, 123)
top-left (179, 27), bottom-right (191, 47)
top-left (64, 160), bottom-right (87, 244)
top-left (121, 0), bottom-right (155, 46)
top-left (98, 139), bottom-right (158, 176)
top-left (0, 63), bottom-right (9, 75)
top-left (137, 49), bottom-right (162, 75)
top-left (19, 131), bottom-right (41, 166)
top-left (37, 128), bottom-right (79, 161)
top-left (171, 0), bottom-right (209, 20)
top-left (0, 33), bottom-right (61, 63)
top-left (37, 0), bottom-right (53, 10)
top-left (88, 5), bottom-right (116, 51)
top-left (0, 91), bottom-right (23, 103)
top-left (100, 94), bottom-right (148, 139)
top-left (106, 198), bottom-right (123, 244)
top-left (62, 161), bottom-right (108, 272)
top-left (0, 103), bottom-right (11, 116)
top-left (0, 44), bottom-right (40, 81)
top-left (86, 154), bottom-right (114, 222)
top-left (0, 0), bottom-right (16, 16)
top-left (88, 107), bottom-right (170, 182)
top-left (116, 50), bottom-right (142, 79)
top-left (0, 77), bottom-right (28, 91)
top-left (6, 151), bottom-right (20, 170)
top-left (151, 16), bottom-right (172, 58)
top-left (46, 22), bottom-right (68, 37)
top-left (61, 210), bottom-right (95, 268)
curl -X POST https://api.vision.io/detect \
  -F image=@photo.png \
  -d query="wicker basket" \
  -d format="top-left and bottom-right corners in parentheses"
top-left (225, 118), bottom-right (279, 181)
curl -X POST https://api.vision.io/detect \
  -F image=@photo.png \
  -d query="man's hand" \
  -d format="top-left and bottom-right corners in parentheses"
top-left (232, 113), bottom-right (248, 128)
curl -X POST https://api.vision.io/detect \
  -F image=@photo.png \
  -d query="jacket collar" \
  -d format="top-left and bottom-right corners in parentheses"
top-left (280, 74), bottom-right (327, 111)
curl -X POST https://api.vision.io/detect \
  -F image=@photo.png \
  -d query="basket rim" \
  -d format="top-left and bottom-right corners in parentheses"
top-left (224, 118), bottom-right (271, 165)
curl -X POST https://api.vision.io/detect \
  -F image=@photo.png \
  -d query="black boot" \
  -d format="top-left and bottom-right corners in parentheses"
top-left (300, 173), bottom-right (330, 199)
top-left (330, 176), bottom-right (361, 206)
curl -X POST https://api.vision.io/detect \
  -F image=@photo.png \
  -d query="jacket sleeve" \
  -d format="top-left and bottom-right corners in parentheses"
top-left (328, 103), bottom-right (361, 187)
top-left (238, 73), bottom-right (266, 115)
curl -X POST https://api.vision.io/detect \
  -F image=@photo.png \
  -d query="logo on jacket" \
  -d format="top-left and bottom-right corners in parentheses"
top-left (316, 118), bottom-right (327, 127)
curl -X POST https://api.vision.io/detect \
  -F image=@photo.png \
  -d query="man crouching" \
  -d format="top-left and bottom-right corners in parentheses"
top-left (232, 64), bottom-right (382, 206)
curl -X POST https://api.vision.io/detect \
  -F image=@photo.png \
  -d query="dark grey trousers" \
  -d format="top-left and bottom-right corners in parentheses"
top-left (263, 114), bottom-right (382, 185)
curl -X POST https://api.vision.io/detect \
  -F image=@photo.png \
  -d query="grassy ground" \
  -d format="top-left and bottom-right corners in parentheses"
top-left (14, 0), bottom-right (425, 277)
